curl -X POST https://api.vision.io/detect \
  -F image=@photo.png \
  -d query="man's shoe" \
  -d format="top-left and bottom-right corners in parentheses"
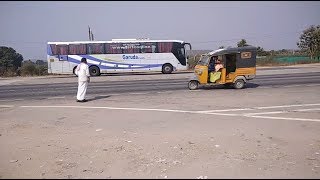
top-left (82, 99), bottom-right (88, 102)
top-left (76, 100), bottom-right (81, 102)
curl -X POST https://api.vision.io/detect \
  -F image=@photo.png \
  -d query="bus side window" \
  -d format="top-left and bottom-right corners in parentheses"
top-left (157, 42), bottom-right (173, 53)
top-left (140, 42), bottom-right (153, 53)
top-left (87, 43), bottom-right (104, 54)
top-left (105, 43), bottom-right (123, 54)
top-left (69, 44), bottom-right (86, 55)
top-left (122, 43), bottom-right (140, 54)
top-left (50, 44), bottom-right (59, 55)
top-left (57, 45), bottom-right (68, 55)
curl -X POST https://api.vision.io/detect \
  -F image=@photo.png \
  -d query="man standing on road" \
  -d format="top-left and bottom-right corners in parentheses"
top-left (75, 58), bottom-right (90, 102)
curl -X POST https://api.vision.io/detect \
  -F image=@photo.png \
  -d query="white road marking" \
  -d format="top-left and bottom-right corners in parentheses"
top-left (20, 105), bottom-right (192, 113)
top-left (47, 96), bottom-right (66, 99)
top-left (199, 112), bottom-right (240, 116)
top-left (305, 84), bottom-right (320, 87)
top-left (0, 99), bottom-right (23, 102)
top-left (292, 108), bottom-right (320, 112)
top-left (246, 115), bottom-right (320, 122)
top-left (18, 102), bottom-right (320, 123)
top-left (129, 93), bottom-right (148, 95)
top-left (199, 108), bottom-right (253, 113)
top-left (199, 103), bottom-right (320, 113)
top-left (108, 94), bottom-right (120, 96)
top-left (0, 105), bottom-right (14, 108)
top-left (283, 84), bottom-right (305, 88)
top-left (244, 111), bottom-right (285, 116)
top-left (256, 103), bottom-right (320, 109)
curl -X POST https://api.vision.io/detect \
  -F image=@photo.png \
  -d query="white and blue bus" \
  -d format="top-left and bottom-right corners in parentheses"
top-left (47, 39), bottom-right (192, 76)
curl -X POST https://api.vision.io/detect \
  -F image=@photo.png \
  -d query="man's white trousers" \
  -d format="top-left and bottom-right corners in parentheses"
top-left (77, 81), bottom-right (88, 100)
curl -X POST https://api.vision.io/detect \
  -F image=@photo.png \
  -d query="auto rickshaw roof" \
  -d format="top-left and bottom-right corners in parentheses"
top-left (208, 46), bottom-right (257, 56)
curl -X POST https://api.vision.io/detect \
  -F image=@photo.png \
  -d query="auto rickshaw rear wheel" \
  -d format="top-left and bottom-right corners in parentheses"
top-left (233, 79), bottom-right (245, 89)
top-left (188, 80), bottom-right (199, 90)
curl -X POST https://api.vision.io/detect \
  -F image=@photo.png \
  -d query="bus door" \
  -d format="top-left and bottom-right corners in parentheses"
top-left (57, 55), bottom-right (71, 73)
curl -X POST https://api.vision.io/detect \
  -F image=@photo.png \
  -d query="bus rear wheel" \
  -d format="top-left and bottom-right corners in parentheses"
top-left (89, 66), bottom-right (101, 76)
top-left (73, 66), bottom-right (78, 76)
top-left (162, 64), bottom-right (173, 74)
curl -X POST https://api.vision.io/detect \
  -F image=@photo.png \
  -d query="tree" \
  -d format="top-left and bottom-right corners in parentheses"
top-left (297, 25), bottom-right (320, 59)
top-left (0, 46), bottom-right (23, 74)
top-left (36, 60), bottom-right (46, 65)
top-left (237, 39), bottom-right (249, 47)
top-left (257, 46), bottom-right (270, 56)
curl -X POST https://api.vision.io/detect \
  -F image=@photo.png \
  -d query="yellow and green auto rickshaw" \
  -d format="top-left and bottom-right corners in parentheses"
top-left (188, 46), bottom-right (257, 90)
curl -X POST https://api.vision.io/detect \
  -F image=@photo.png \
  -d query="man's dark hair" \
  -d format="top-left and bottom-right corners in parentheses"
top-left (81, 58), bottom-right (87, 63)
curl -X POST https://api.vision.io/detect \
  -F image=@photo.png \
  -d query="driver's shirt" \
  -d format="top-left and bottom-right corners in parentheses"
top-left (215, 64), bottom-right (223, 72)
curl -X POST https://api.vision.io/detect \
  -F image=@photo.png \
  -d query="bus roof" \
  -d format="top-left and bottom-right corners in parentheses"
top-left (47, 39), bottom-right (185, 44)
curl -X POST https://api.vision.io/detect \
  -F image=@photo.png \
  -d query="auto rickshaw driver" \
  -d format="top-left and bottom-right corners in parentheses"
top-left (209, 58), bottom-right (224, 83)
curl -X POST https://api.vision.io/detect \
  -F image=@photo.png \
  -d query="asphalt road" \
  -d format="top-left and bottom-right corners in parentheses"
top-left (1, 64), bottom-right (320, 178)
top-left (0, 71), bottom-right (320, 101)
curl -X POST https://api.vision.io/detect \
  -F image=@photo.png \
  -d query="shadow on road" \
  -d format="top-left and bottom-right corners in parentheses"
top-left (99, 71), bottom-right (193, 77)
top-left (201, 83), bottom-right (260, 90)
top-left (87, 95), bottom-right (111, 102)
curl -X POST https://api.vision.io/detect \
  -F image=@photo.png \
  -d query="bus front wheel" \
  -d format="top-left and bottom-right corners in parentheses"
top-left (89, 66), bottom-right (101, 76)
top-left (162, 64), bottom-right (173, 74)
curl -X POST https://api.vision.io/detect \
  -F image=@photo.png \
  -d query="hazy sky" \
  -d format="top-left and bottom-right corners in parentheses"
top-left (1, 1), bottom-right (320, 60)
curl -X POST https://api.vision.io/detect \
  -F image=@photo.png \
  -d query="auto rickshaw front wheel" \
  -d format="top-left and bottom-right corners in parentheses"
top-left (233, 79), bottom-right (245, 89)
top-left (188, 80), bottom-right (199, 90)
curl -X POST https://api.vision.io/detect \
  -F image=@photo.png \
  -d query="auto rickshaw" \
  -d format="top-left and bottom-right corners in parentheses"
top-left (188, 46), bottom-right (257, 90)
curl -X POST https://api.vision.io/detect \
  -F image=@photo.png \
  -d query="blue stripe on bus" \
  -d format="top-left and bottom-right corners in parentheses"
top-left (67, 56), bottom-right (163, 70)
top-left (79, 55), bottom-right (103, 64)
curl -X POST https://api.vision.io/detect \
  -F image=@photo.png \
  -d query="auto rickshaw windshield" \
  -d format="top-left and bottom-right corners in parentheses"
top-left (197, 55), bottom-right (210, 66)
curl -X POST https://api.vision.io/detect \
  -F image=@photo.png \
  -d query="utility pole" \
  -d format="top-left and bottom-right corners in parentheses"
top-left (88, 26), bottom-right (91, 41)
top-left (88, 26), bottom-right (95, 41)
top-left (91, 30), bottom-right (94, 41)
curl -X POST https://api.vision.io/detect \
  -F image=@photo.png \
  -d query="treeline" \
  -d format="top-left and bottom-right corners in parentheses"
top-left (0, 46), bottom-right (47, 77)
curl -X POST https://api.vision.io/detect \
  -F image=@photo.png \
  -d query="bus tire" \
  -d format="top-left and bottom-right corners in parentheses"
top-left (73, 66), bottom-right (78, 76)
top-left (162, 64), bottom-right (173, 74)
top-left (89, 66), bottom-right (101, 76)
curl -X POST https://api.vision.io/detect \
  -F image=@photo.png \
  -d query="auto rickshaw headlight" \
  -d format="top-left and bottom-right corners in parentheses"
top-left (195, 69), bottom-right (202, 75)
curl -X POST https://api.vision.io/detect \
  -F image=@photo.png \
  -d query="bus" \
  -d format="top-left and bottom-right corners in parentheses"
top-left (47, 38), bottom-right (192, 76)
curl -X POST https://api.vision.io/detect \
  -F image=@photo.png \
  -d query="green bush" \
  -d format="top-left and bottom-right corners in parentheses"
top-left (187, 55), bottom-right (201, 70)
top-left (20, 62), bottom-right (48, 76)
top-left (256, 56), bottom-right (284, 66)
top-left (257, 55), bottom-right (320, 66)
top-left (0, 67), bottom-right (17, 77)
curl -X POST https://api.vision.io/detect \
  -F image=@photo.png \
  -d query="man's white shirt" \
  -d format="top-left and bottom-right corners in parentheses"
top-left (76, 63), bottom-right (90, 82)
